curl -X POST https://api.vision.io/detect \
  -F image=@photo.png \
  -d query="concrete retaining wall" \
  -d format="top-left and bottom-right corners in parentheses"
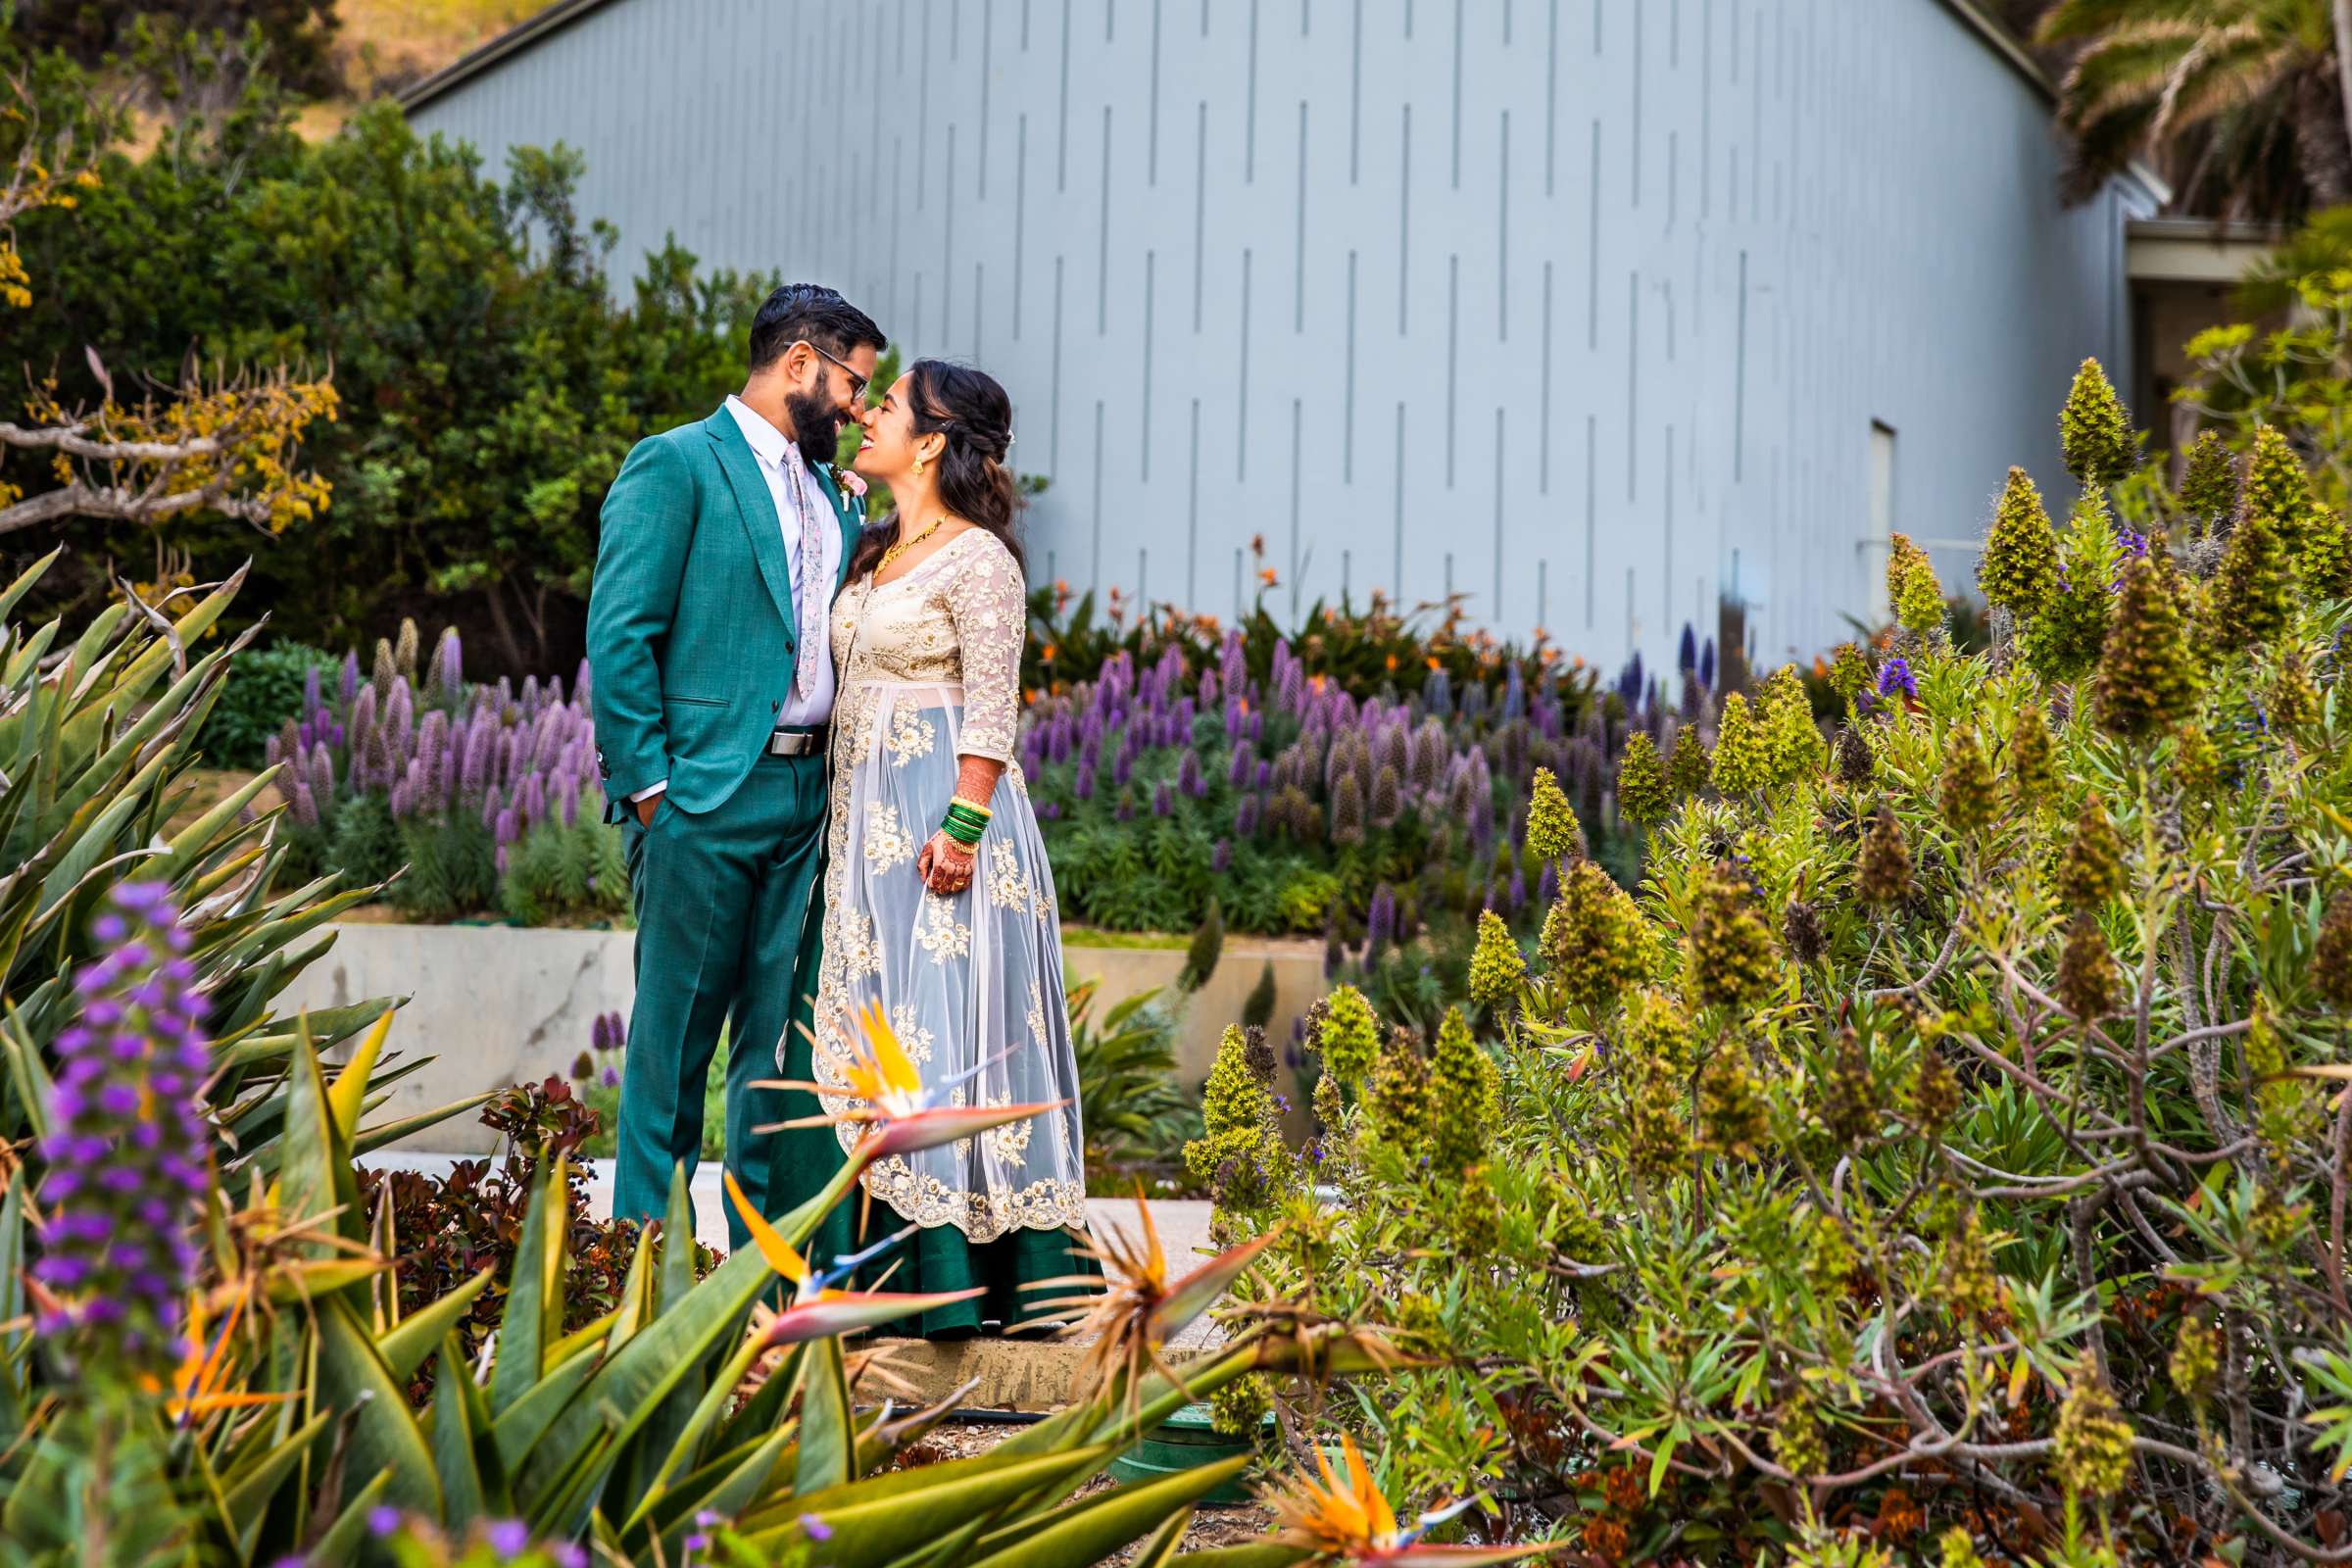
top-left (279, 921), bottom-right (1323, 1153)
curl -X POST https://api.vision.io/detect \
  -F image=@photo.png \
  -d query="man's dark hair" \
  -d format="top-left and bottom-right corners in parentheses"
top-left (747, 284), bottom-right (887, 372)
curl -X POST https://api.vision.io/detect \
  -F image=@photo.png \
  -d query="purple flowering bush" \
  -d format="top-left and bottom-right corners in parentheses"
top-left (266, 621), bottom-right (627, 925)
top-left (29, 883), bottom-right (211, 1381)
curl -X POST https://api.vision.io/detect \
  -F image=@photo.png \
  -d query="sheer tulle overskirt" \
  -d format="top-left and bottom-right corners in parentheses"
top-left (810, 681), bottom-right (1090, 1242)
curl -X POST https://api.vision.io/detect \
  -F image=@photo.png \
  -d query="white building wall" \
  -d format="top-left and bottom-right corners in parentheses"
top-left (410, 0), bottom-right (2158, 675)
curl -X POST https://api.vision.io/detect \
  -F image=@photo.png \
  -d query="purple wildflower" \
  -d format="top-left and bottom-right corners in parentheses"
top-left (1877, 658), bottom-right (1917, 701)
top-left (483, 1519), bottom-right (531, 1555)
top-left (339, 650), bottom-right (361, 708)
top-left (34, 884), bottom-right (210, 1378)
top-left (1365, 884), bottom-right (1396, 957)
top-left (367, 1505), bottom-right (403, 1538)
top-left (1152, 781), bottom-right (1174, 816)
top-left (301, 662), bottom-right (324, 719)
top-left (1211, 838), bottom-right (1232, 873)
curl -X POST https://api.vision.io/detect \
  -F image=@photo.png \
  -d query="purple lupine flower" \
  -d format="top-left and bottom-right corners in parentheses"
top-left (1179, 749), bottom-right (1204, 798)
top-left (386, 678), bottom-right (415, 760)
top-left (1699, 638), bottom-right (1717, 693)
top-left (1503, 663), bottom-right (1526, 720)
top-left (574, 657), bottom-right (593, 706)
top-left (431, 628), bottom-right (464, 697)
top-left (339, 650), bottom-right (361, 708)
top-left (1503, 866), bottom-right (1524, 912)
top-left (1678, 624), bottom-right (1697, 674)
top-left (292, 780), bottom-right (320, 829)
top-left (1365, 884), bottom-right (1396, 956)
top-left (348, 684), bottom-right (378, 768)
top-left (1074, 760), bottom-right (1097, 801)
top-left (1235, 794), bottom-right (1260, 835)
top-left (483, 1520), bottom-right (531, 1556)
top-left (1112, 749), bottom-right (1134, 789)
top-left (264, 734), bottom-right (282, 772)
top-left (495, 807), bottom-right (519, 849)
top-left (558, 770), bottom-right (582, 828)
top-left (1537, 858), bottom-right (1558, 909)
top-left (417, 710), bottom-right (448, 789)
top-left (301, 662), bottom-right (324, 720)
top-left (1211, 838), bottom-right (1232, 872)
top-left (482, 783), bottom-right (506, 833)
top-left (1152, 781), bottom-right (1174, 816)
top-left (1877, 657), bottom-right (1917, 700)
top-left (1227, 744), bottom-right (1251, 789)
top-left (520, 773), bottom-right (548, 828)
top-left (309, 743), bottom-right (335, 807)
top-left (35, 883), bottom-right (210, 1377)
top-left (461, 717), bottom-right (493, 801)
top-left (520, 675), bottom-right (541, 715)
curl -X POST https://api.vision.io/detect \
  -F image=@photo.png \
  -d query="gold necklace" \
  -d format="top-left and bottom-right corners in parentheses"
top-left (877, 513), bottom-right (951, 578)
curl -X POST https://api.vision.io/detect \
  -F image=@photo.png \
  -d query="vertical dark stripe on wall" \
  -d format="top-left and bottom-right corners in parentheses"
top-left (980, 0), bottom-right (994, 196)
top-left (942, 125), bottom-right (958, 349)
top-left (1449, 0), bottom-right (1464, 188)
top-left (1630, 0), bottom-right (1642, 203)
top-left (913, 272), bottom-right (924, 346)
top-left (1626, 271), bottom-right (1639, 501)
top-left (1013, 116), bottom-right (1028, 337)
top-left (1194, 103), bottom-right (1209, 330)
top-left (1141, 252), bottom-right (1156, 479)
top-left (954, 0), bottom-right (963, 54)
top-left (1301, 0), bottom-right (1309, 32)
top-left (1091, 401), bottom-right (1105, 589)
top-left (1544, 0), bottom-right (1558, 195)
top-left (1345, 251), bottom-right (1359, 482)
top-left (1625, 566), bottom-right (1635, 654)
top-left (1350, 0), bottom-right (1363, 181)
top-left (1051, 256), bottom-right (1066, 471)
top-left (1397, 105), bottom-right (1412, 333)
top-left (1247, 0), bottom-right (1261, 178)
top-left (1446, 255), bottom-right (1459, 486)
top-left (1699, 0), bottom-right (1712, 217)
top-left (1296, 102), bottom-right (1309, 329)
top-left (1187, 399), bottom-right (1201, 606)
top-left (1106, 0), bottom-right (1114, 38)
top-left (917, 0), bottom-right (933, 210)
top-left (1667, 129), bottom-right (1678, 228)
top-left (1592, 0), bottom-right (1601, 52)
top-left (1238, 249), bottom-right (1253, 479)
top-left (890, 137), bottom-right (905, 329)
top-left (1734, 248), bottom-right (1747, 480)
top-left (1539, 561), bottom-right (1547, 632)
top-left (1662, 425), bottom-right (1674, 623)
top-left (1493, 409), bottom-right (1505, 616)
top-left (1393, 403), bottom-right (1406, 591)
top-left (1057, 0), bottom-right (1072, 190)
top-left (1149, 0), bottom-right (1163, 181)
top-left (1670, 0), bottom-right (1679, 64)
top-left (1097, 107), bottom-right (1113, 332)
top-left (1587, 121), bottom-right (1600, 350)
top-left (1540, 261), bottom-right (1553, 492)
top-left (972, 264), bottom-right (984, 359)
top-left (1496, 112), bottom-right (1510, 338)
top-left (1289, 399), bottom-right (1303, 620)
top-left (1504, 0), bottom-right (1512, 42)
top-left (1749, 12), bottom-right (1762, 216)
top-left (1023, 0), bottom-right (1031, 47)
top-left (1585, 415), bottom-right (1596, 628)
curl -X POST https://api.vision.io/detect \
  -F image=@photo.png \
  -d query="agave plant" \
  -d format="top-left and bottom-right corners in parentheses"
top-left (0, 553), bottom-right (457, 1173)
top-left (0, 985), bottom-right (1404, 1565)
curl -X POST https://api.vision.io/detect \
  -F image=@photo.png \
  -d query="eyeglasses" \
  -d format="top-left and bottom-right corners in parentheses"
top-left (799, 340), bottom-right (869, 404)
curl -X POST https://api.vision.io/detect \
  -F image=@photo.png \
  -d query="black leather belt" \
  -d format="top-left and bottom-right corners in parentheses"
top-left (766, 726), bottom-right (826, 758)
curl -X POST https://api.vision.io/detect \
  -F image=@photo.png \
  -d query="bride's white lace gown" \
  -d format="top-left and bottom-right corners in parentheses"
top-left (810, 527), bottom-right (1091, 1261)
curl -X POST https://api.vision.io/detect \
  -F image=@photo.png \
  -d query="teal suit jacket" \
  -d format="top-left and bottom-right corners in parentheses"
top-left (587, 406), bottom-right (864, 821)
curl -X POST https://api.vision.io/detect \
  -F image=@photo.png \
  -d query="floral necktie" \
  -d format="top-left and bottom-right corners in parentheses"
top-left (779, 442), bottom-right (826, 704)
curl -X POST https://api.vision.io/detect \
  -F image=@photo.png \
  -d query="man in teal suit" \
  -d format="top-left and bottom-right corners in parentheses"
top-left (587, 284), bottom-right (885, 1252)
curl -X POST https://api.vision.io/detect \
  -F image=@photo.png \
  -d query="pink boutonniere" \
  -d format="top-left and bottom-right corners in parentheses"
top-left (832, 465), bottom-right (868, 499)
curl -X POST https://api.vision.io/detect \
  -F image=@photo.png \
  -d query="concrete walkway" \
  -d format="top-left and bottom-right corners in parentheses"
top-left (360, 1153), bottom-right (1228, 1411)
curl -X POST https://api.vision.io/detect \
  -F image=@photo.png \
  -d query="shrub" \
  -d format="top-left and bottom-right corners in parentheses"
top-left (1215, 359), bottom-right (2352, 1562)
top-left (191, 637), bottom-right (335, 767)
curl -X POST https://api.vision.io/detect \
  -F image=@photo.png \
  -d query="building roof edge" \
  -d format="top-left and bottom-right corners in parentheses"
top-left (396, 0), bottom-right (623, 116)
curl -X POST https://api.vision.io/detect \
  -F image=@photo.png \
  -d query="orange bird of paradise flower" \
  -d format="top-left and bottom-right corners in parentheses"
top-left (761, 1001), bottom-right (1065, 1225)
top-left (724, 1170), bottom-right (982, 1343)
top-left (1261, 1432), bottom-right (1564, 1565)
top-left (152, 1292), bottom-right (285, 1428)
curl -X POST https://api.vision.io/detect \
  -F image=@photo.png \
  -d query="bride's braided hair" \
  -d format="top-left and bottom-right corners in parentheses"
top-left (849, 359), bottom-right (1024, 580)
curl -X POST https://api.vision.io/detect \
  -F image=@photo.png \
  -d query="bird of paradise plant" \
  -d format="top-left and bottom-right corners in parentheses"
top-left (1262, 1433), bottom-right (1563, 1565)
top-left (722, 1168), bottom-right (983, 1344)
top-left (1026, 1188), bottom-right (1282, 1410)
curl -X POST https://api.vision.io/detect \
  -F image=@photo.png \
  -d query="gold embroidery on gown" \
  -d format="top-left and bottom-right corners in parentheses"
top-left (809, 529), bottom-right (1090, 1242)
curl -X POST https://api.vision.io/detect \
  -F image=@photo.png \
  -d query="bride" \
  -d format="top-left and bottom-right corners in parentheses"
top-left (809, 358), bottom-right (1101, 1338)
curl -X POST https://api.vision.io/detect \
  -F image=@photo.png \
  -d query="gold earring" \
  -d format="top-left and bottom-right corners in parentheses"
top-left (912, 453), bottom-right (927, 477)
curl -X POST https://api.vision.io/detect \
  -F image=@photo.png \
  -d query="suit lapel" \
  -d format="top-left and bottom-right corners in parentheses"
top-left (706, 409), bottom-right (798, 641)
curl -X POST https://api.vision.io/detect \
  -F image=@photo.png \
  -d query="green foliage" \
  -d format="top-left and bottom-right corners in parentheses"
top-left (2058, 358), bottom-right (2136, 484)
top-left (1979, 466), bottom-right (2059, 616)
top-left (1066, 975), bottom-right (1189, 1168)
top-left (192, 637), bottom-right (333, 766)
top-left (1206, 358), bottom-right (2352, 1559)
top-left (7, 71), bottom-right (765, 667)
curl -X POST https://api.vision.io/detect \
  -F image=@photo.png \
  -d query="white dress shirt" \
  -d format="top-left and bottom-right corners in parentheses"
top-left (630, 396), bottom-right (842, 806)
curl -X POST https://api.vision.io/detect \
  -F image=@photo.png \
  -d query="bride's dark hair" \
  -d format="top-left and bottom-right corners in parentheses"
top-left (847, 359), bottom-right (1024, 580)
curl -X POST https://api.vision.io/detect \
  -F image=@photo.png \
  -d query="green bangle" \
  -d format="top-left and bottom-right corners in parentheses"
top-left (940, 815), bottom-right (984, 847)
top-left (944, 805), bottom-right (991, 831)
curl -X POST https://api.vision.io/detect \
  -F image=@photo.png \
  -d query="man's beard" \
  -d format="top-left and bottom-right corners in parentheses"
top-left (785, 390), bottom-right (843, 462)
